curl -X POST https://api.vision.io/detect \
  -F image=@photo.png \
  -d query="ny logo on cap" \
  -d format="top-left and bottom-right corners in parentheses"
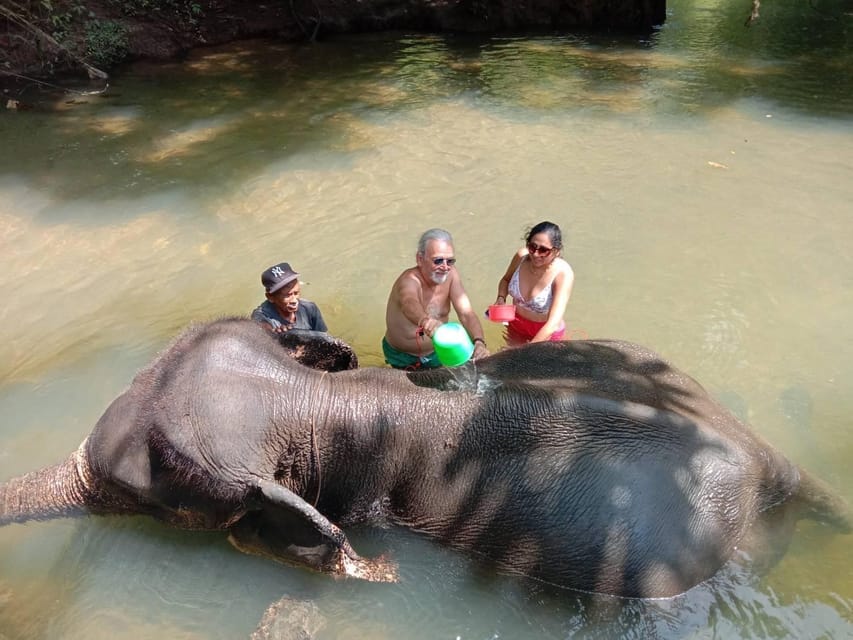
top-left (271, 266), bottom-right (285, 278)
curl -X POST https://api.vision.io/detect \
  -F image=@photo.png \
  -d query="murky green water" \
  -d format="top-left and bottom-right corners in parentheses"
top-left (1, 0), bottom-right (851, 637)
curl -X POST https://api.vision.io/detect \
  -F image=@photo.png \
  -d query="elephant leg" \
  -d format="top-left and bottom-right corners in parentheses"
top-left (228, 480), bottom-right (397, 583)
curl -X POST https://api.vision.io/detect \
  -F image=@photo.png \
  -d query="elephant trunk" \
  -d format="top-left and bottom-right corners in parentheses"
top-left (0, 441), bottom-right (97, 525)
top-left (794, 467), bottom-right (852, 533)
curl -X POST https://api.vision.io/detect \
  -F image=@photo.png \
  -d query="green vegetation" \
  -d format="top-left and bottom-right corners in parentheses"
top-left (107, 0), bottom-right (203, 25)
top-left (0, 0), bottom-right (205, 79)
top-left (40, 0), bottom-right (88, 43)
top-left (85, 19), bottom-right (129, 68)
top-left (1, 1), bottom-right (101, 77)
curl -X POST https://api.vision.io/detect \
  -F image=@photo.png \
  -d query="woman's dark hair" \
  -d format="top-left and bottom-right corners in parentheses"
top-left (525, 221), bottom-right (562, 251)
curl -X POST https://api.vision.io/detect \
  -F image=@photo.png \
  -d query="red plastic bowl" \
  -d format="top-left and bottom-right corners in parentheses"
top-left (488, 304), bottom-right (516, 323)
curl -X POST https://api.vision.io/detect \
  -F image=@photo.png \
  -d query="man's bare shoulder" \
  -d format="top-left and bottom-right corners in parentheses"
top-left (394, 267), bottom-right (423, 288)
top-left (389, 267), bottom-right (423, 298)
top-left (448, 267), bottom-right (468, 293)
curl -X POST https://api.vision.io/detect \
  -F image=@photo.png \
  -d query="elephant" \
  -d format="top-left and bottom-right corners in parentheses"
top-left (0, 318), bottom-right (849, 599)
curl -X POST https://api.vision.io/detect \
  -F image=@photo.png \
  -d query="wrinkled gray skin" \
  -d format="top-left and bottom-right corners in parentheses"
top-left (0, 318), bottom-right (849, 598)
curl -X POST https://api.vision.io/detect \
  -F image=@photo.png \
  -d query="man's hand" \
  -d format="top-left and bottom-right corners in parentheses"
top-left (419, 317), bottom-right (441, 338)
top-left (472, 339), bottom-right (489, 359)
top-left (262, 319), bottom-right (289, 334)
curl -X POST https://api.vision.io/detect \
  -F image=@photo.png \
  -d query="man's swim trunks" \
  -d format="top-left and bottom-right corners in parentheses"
top-left (382, 336), bottom-right (442, 370)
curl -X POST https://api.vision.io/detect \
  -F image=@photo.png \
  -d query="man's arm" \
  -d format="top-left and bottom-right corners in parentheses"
top-left (252, 303), bottom-right (283, 332)
top-left (308, 302), bottom-right (328, 332)
top-left (449, 273), bottom-right (489, 358)
top-left (387, 272), bottom-right (441, 342)
top-left (396, 273), bottom-right (428, 326)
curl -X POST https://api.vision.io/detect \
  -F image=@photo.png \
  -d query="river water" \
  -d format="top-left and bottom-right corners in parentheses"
top-left (0, 0), bottom-right (851, 636)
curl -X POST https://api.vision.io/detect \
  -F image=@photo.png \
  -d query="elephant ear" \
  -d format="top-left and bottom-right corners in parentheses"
top-left (275, 330), bottom-right (359, 372)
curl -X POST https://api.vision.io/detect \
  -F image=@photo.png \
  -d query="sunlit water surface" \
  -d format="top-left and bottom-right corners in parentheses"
top-left (0, 0), bottom-right (851, 637)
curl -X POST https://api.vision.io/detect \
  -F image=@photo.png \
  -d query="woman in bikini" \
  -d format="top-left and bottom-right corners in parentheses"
top-left (493, 221), bottom-right (574, 346)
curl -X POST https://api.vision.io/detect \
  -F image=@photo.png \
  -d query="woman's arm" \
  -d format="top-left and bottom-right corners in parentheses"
top-left (496, 250), bottom-right (524, 304)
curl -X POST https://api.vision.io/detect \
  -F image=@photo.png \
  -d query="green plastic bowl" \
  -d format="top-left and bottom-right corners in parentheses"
top-left (432, 322), bottom-right (474, 367)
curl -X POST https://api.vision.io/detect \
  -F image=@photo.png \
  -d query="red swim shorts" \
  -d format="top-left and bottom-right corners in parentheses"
top-left (505, 315), bottom-right (566, 345)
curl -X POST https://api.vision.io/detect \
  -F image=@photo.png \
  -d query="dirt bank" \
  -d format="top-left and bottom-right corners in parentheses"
top-left (1, 0), bottom-right (664, 92)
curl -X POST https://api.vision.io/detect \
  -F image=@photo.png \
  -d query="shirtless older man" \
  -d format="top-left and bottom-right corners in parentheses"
top-left (383, 228), bottom-right (489, 369)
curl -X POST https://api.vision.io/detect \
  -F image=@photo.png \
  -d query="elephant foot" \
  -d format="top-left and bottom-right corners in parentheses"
top-left (230, 480), bottom-right (399, 582)
top-left (227, 529), bottom-right (398, 583)
top-left (332, 547), bottom-right (398, 583)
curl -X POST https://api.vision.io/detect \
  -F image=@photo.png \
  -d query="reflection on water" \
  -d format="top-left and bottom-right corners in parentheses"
top-left (0, 0), bottom-right (851, 636)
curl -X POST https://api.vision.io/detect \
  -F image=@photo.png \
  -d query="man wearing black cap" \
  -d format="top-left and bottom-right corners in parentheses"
top-left (251, 262), bottom-right (328, 333)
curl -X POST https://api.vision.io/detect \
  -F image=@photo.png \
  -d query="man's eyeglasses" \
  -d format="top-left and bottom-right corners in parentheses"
top-left (527, 242), bottom-right (554, 256)
top-left (431, 257), bottom-right (457, 266)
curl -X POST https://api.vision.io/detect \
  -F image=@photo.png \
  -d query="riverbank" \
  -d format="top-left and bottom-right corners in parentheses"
top-left (1, 0), bottom-right (665, 95)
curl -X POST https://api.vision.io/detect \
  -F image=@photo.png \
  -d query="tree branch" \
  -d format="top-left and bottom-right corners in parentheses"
top-left (0, 3), bottom-right (108, 79)
top-left (744, 0), bottom-right (761, 26)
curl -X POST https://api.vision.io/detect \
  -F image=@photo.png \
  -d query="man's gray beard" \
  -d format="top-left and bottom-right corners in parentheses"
top-left (430, 272), bottom-right (448, 284)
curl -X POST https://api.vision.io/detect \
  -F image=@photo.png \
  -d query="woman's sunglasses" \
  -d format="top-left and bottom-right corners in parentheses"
top-left (431, 257), bottom-right (457, 266)
top-left (527, 242), bottom-right (554, 256)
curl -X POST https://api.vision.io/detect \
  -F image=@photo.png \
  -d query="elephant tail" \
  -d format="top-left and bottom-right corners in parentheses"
top-left (793, 466), bottom-right (852, 533)
top-left (0, 440), bottom-right (102, 526)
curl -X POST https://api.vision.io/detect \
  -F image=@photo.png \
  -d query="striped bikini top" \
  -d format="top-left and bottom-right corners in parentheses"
top-left (508, 258), bottom-right (556, 315)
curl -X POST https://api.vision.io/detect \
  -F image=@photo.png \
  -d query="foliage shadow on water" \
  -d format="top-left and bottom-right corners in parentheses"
top-left (1, 13), bottom-right (851, 216)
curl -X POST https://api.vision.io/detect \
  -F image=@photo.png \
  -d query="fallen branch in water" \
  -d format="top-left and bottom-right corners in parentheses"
top-left (0, 69), bottom-right (109, 97)
top-left (0, 2), bottom-right (108, 80)
top-left (744, 0), bottom-right (761, 25)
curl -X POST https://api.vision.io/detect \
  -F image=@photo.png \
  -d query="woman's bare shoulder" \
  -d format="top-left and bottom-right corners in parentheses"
top-left (555, 257), bottom-right (574, 277)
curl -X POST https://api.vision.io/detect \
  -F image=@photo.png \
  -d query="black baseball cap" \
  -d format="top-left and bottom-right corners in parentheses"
top-left (261, 262), bottom-right (299, 294)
